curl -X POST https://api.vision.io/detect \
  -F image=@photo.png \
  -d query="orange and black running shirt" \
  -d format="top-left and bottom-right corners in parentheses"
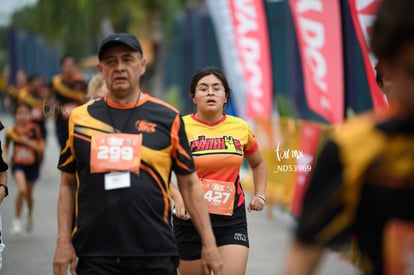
top-left (6, 122), bottom-right (42, 166)
top-left (296, 114), bottom-right (414, 275)
top-left (58, 95), bottom-right (195, 257)
top-left (51, 75), bottom-right (87, 121)
top-left (8, 85), bottom-right (24, 101)
top-left (17, 88), bottom-right (45, 123)
top-left (174, 114), bottom-right (258, 228)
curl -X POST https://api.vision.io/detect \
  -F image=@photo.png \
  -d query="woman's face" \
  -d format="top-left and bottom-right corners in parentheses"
top-left (192, 74), bottom-right (227, 115)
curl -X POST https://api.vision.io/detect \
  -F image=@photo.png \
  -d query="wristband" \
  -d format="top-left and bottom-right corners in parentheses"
top-left (255, 194), bottom-right (265, 203)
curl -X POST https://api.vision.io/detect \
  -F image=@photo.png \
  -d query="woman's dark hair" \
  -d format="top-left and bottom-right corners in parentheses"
top-left (189, 66), bottom-right (231, 101)
top-left (371, 0), bottom-right (414, 61)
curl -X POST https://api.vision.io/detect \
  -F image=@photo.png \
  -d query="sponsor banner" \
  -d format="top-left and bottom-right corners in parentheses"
top-left (207, 0), bottom-right (247, 118)
top-left (348, 0), bottom-right (387, 110)
top-left (207, 0), bottom-right (274, 119)
top-left (289, 0), bottom-right (344, 123)
top-left (291, 121), bottom-right (321, 217)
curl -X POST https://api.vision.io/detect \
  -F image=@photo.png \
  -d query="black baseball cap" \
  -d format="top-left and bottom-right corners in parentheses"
top-left (98, 33), bottom-right (143, 60)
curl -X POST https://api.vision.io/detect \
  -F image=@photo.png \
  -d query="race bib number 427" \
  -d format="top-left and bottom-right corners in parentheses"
top-left (90, 133), bottom-right (143, 174)
top-left (201, 178), bottom-right (235, 216)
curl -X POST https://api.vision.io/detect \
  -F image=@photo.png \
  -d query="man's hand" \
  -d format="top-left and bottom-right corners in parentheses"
top-left (53, 240), bottom-right (77, 275)
top-left (201, 242), bottom-right (224, 275)
top-left (0, 187), bottom-right (6, 205)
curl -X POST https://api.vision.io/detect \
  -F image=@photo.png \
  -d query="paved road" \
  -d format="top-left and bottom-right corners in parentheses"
top-left (0, 115), bottom-right (360, 274)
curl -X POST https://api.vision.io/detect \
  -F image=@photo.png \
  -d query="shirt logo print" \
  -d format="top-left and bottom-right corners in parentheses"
top-left (135, 120), bottom-right (157, 133)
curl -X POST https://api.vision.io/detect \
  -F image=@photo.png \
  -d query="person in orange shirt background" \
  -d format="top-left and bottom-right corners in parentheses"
top-left (51, 55), bottom-right (87, 148)
top-left (4, 69), bottom-right (28, 113)
top-left (3, 103), bottom-right (45, 235)
top-left (17, 75), bottom-right (50, 140)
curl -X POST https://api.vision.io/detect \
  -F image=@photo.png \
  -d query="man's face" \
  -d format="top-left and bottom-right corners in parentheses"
top-left (384, 42), bottom-right (414, 112)
top-left (61, 58), bottom-right (77, 77)
top-left (31, 77), bottom-right (43, 91)
top-left (98, 45), bottom-right (146, 98)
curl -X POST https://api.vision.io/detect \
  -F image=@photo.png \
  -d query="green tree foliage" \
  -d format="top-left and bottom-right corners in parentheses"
top-left (9, 0), bottom-right (197, 58)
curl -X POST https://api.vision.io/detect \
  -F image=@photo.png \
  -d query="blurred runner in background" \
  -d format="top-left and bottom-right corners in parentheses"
top-left (17, 75), bottom-right (50, 140)
top-left (3, 103), bottom-right (45, 235)
top-left (51, 55), bottom-right (87, 148)
top-left (4, 69), bottom-right (28, 113)
top-left (283, 0), bottom-right (414, 274)
top-left (86, 73), bottom-right (108, 101)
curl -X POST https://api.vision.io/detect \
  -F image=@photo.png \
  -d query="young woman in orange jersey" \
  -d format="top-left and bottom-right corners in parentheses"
top-left (171, 66), bottom-right (267, 275)
top-left (4, 103), bottom-right (45, 234)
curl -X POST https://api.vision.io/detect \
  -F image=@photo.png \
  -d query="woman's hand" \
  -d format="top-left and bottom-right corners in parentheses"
top-left (247, 195), bottom-right (265, 212)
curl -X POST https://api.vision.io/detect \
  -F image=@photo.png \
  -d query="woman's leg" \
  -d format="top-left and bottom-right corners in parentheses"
top-left (14, 170), bottom-right (27, 219)
top-left (11, 170), bottom-right (27, 234)
top-left (26, 181), bottom-right (35, 218)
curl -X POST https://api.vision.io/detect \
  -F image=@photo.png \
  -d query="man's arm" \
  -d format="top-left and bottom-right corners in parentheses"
top-left (0, 171), bottom-right (6, 205)
top-left (176, 172), bottom-right (224, 275)
top-left (0, 139), bottom-right (8, 205)
top-left (283, 140), bottom-right (348, 274)
top-left (2, 135), bottom-right (10, 165)
top-left (170, 182), bottom-right (188, 220)
top-left (53, 172), bottom-right (77, 275)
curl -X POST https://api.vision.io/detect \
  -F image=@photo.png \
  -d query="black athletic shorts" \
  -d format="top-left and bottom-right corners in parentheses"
top-left (174, 222), bottom-right (249, 260)
top-left (12, 164), bottom-right (39, 182)
top-left (76, 256), bottom-right (179, 275)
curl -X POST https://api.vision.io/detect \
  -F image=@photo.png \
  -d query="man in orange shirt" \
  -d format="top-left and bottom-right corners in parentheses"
top-left (51, 55), bottom-right (87, 148)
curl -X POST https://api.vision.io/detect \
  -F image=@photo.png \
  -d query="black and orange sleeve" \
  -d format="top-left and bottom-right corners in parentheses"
top-left (296, 140), bottom-right (351, 246)
top-left (171, 114), bottom-right (195, 175)
top-left (57, 114), bottom-right (76, 173)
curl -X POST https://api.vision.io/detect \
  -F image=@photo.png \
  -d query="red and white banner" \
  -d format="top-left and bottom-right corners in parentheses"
top-left (348, 0), bottom-right (387, 111)
top-left (291, 122), bottom-right (321, 217)
top-left (289, 0), bottom-right (344, 124)
top-left (207, 0), bottom-right (274, 119)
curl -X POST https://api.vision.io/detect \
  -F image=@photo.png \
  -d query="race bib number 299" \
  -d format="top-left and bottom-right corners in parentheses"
top-left (90, 133), bottom-right (143, 174)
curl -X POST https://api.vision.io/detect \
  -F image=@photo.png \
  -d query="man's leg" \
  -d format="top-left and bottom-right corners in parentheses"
top-left (0, 214), bottom-right (6, 270)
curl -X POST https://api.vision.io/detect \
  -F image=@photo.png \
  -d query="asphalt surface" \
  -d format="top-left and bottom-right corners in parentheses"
top-left (0, 115), bottom-right (360, 275)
